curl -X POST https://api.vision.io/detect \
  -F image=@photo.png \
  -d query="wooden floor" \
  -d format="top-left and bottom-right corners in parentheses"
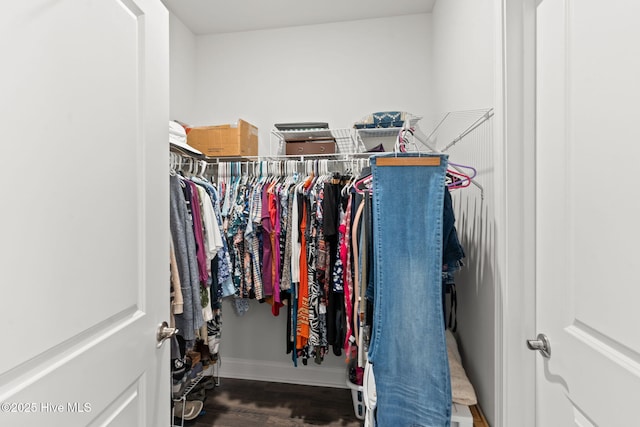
top-left (182, 377), bottom-right (362, 427)
top-left (470, 404), bottom-right (490, 427)
top-left (179, 377), bottom-right (490, 427)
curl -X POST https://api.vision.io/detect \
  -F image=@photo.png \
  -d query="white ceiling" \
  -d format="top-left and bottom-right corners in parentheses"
top-left (162, 0), bottom-right (436, 35)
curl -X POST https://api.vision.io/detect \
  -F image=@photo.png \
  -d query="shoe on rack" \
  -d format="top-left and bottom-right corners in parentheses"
top-left (189, 387), bottom-right (206, 401)
top-left (186, 350), bottom-right (201, 366)
top-left (207, 337), bottom-right (220, 357)
top-left (173, 400), bottom-right (203, 421)
top-left (195, 339), bottom-right (213, 364)
top-left (172, 357), bottom-right (186, 382)
top-left (188, 362), bottom-right (203, 380)
top-left (201, 376), bottom-right (216, 390)
top-left (172, 377), bottom-right (188, 399)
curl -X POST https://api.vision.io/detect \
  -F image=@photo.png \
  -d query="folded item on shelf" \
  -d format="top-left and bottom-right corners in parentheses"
top-left (170, 120), bottom-right (202, 156)
top-left (373, 111), bottom-right (403, 127)
top-left (366, 143), bottom-right (385, 152)
top-left (274, 122), bottom-right (335, 142)
top-left (353, 111), bottom-right (421, 129)
top-left (446, 329), bottom-right (478, 405)
top-left (274, 122), bottom-right (329, 131)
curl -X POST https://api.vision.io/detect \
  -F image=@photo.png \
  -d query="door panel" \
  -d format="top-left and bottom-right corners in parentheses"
top-left (536, 0), bottom-right (640, 425)
top-left (0, 1), bottom-right (169, 426)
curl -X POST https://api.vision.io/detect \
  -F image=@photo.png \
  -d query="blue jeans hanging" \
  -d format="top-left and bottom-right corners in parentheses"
top-left (368, 153), bottom-right (451, 427)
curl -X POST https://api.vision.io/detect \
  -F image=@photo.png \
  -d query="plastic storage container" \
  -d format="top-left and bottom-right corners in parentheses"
top-left (346, 380), bottom-right (365, 420)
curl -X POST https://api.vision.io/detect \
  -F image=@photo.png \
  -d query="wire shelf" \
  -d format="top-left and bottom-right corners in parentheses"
top-left (355, 127), bottom-right (404, 139)
top-left (270, 128), bottom-right (365, 155)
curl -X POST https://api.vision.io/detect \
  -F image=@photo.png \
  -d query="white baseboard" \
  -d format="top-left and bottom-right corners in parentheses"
top-left (217, 357), bottom-right (349, 389)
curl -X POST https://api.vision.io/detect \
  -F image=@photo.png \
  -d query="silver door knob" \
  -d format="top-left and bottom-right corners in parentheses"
top-left (156, 321), bottom-right (178, 348)
top-left (527, 333), bottom-right (551, 358)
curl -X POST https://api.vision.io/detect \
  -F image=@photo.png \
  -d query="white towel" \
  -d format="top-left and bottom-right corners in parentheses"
top-left (446, 329), bottom-right (478, 406)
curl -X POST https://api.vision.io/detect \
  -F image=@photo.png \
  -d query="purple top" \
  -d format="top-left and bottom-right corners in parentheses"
top-left (187, 181), bottom-right (209, 285)
top-left (261, 183), bottom-right (273, 297)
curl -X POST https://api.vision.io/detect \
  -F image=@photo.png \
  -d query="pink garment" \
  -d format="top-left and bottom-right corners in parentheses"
top-left (187, 181), bottom-right (209, 285)
top-left (342, 196), bottom-right (354, 351)
top-left (269, 183), bottom-right (282, 304)
top-left (261, 184), bottom-right (273, 297)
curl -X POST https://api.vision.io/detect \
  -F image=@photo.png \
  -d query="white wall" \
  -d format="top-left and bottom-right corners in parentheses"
top-left (193, 14), bottom-right (433, 154)
top-left (432, 1), bottom-right (495, 112)
top-left (169, 13), bottom-right (196, 123)
top-left (432, 0), bottom-right (498, 425)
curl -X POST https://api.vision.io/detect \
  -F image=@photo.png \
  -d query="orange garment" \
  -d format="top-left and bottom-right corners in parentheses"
top-left (296, 202), bottom-right (309, 349)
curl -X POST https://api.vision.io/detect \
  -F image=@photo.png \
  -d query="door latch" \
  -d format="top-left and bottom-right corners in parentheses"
top-left (526, 333), bottom-right (551, 358)
top-left (156, 321), bottom-right (178, 348)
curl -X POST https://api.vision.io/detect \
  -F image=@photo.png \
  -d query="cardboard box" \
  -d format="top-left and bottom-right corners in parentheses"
top-left (187, 119), bottom-right (258, 157)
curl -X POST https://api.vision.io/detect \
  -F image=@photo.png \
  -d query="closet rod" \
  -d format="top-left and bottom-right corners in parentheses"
top-left (170, 153), bottom-right (372, 180)
top-left (200, 153), bottom-right (374, 163)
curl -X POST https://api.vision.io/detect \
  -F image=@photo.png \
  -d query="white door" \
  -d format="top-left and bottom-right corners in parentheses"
top-left (535, 0), bottom-right (640, 425)
top-left (0, 1), bottom-right (169, 426)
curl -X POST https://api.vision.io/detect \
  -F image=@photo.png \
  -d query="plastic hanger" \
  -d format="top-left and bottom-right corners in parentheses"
top-left (198, 160), bottom-right (207, 180)
top-left (241, 162), bottom-right (249, 185)
top-left (354, 175), bottom-right (372, 194)
top-left (354, 165), bottom-right (373, 194)
top-left (170, 153), bottom-right (177, 176)
top-left (446, 168), bottom-right (471, 189)
top-left (447, 161), bottom-right (477, 189)
top-left (341, 175), bottom-right (352, 198)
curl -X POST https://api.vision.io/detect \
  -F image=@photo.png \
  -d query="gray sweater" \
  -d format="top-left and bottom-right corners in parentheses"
top-left (170, 175), bottom-right (204, 342)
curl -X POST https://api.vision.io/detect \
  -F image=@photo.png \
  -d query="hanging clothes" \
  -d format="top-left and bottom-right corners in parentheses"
top-left (169, 174), bottom-right (205, 344)
top-left (208, 157), bottom-right (464, 373)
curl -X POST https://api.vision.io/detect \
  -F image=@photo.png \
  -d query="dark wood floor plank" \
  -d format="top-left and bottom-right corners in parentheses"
top-left (182, 377), bottom-right (363, 427)
top-left (181, 377), bottom-right (488, 427)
